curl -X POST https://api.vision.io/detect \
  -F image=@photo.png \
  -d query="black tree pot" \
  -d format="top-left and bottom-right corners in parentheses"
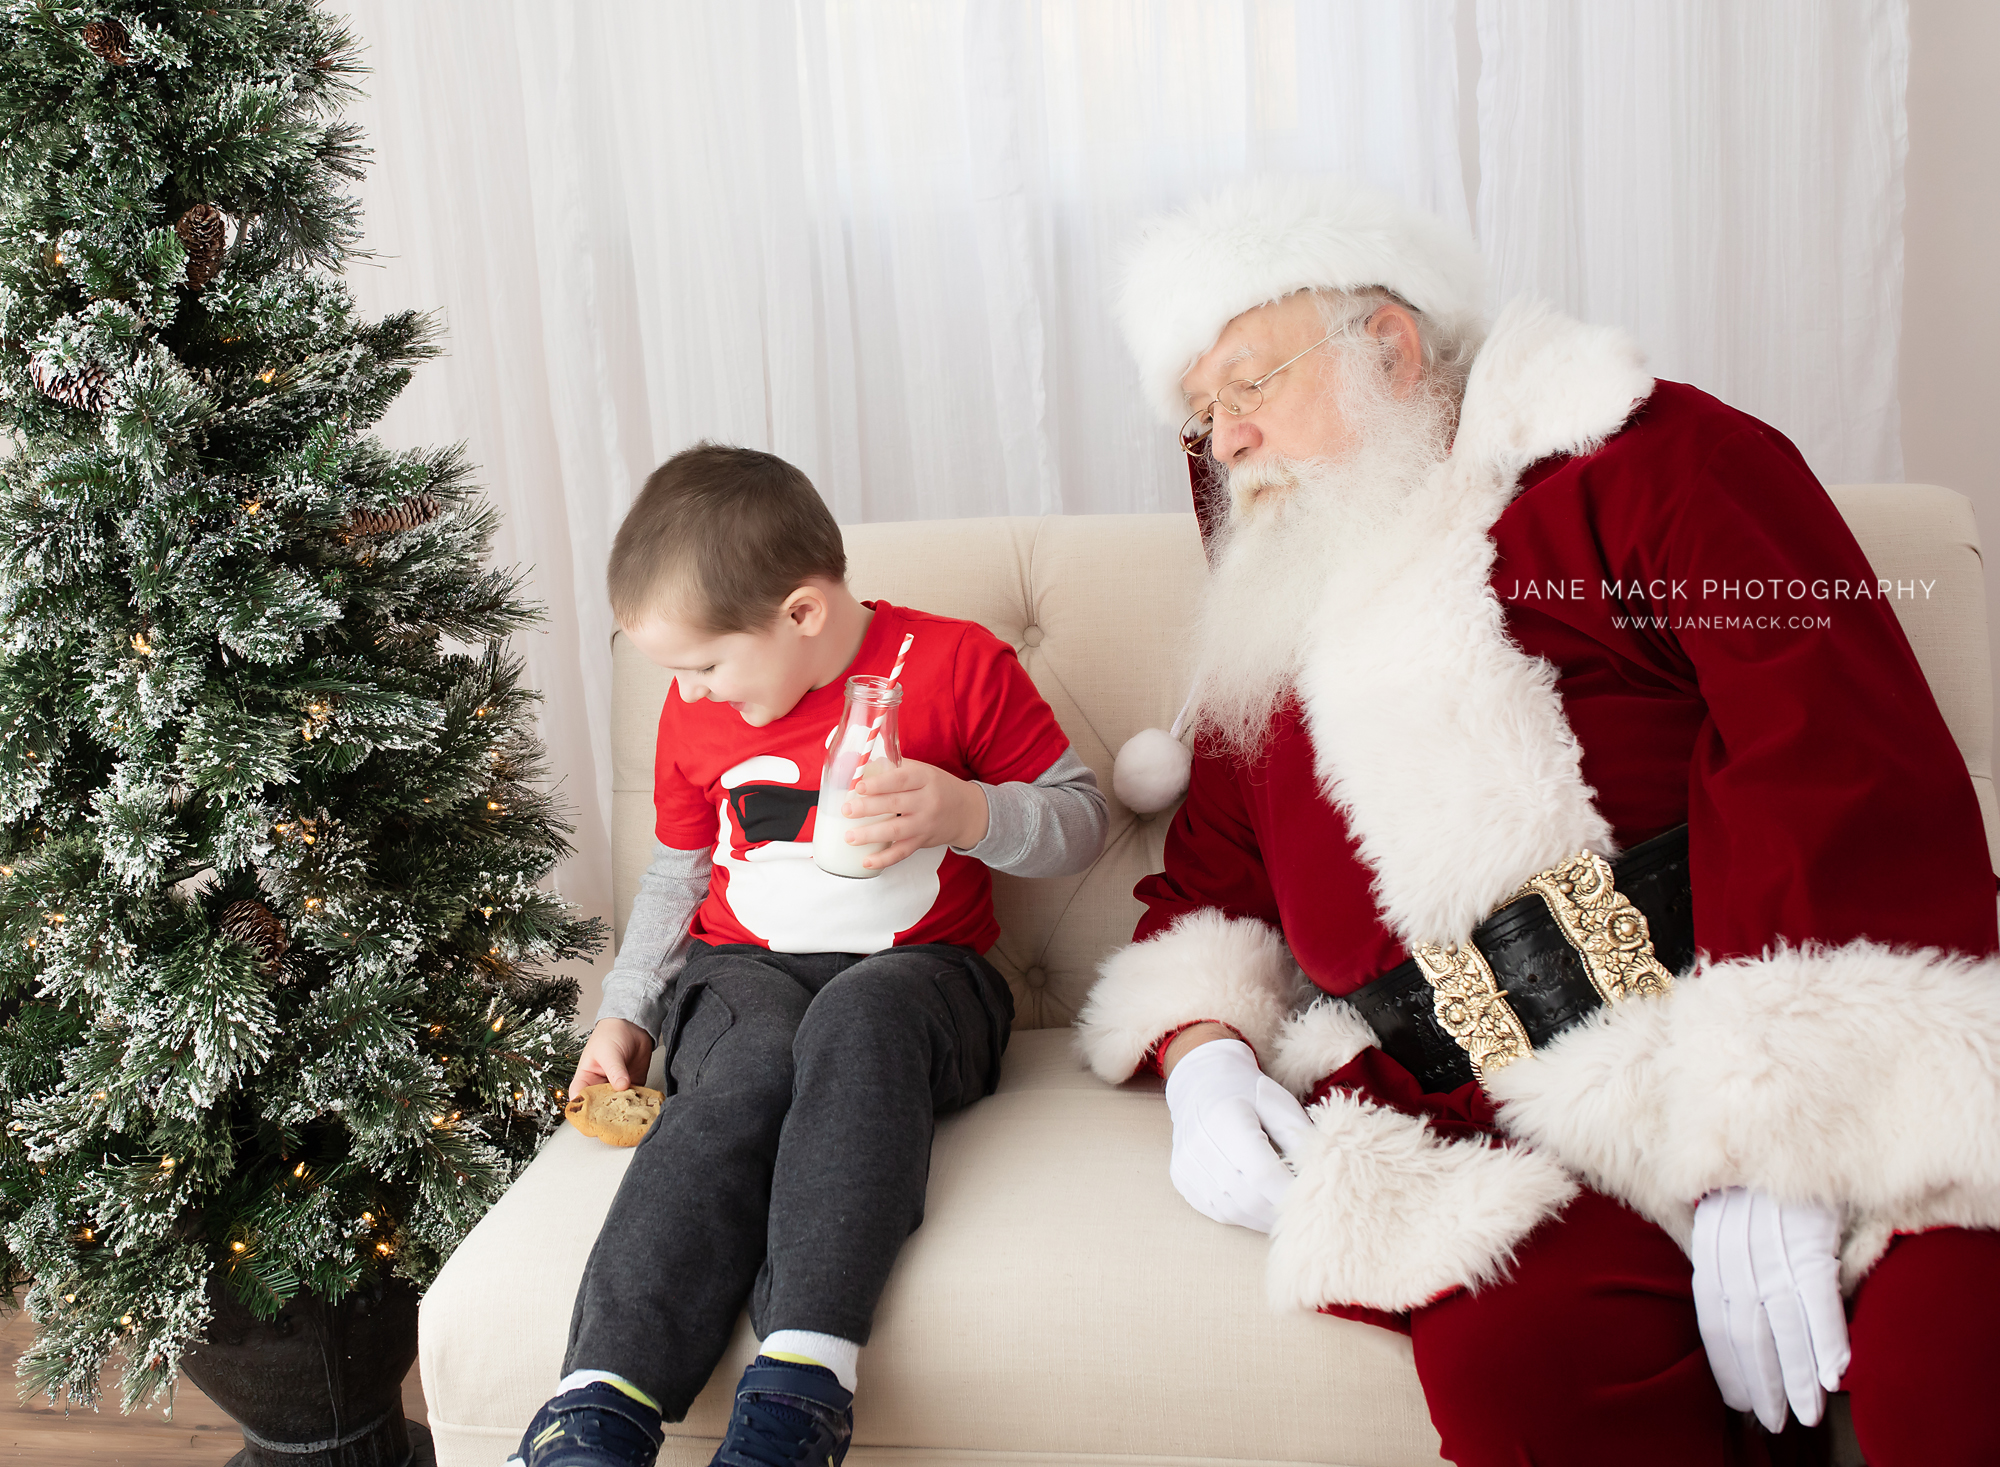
top-left (180, 1272), bottom-right (436, 1467)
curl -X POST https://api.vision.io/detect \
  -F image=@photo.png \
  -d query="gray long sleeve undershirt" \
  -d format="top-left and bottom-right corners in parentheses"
top-left (594, 748), bottom-right (1107, 1038)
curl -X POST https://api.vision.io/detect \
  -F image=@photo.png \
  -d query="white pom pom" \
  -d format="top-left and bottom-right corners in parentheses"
top-left (1113, 727), bottom-right (1192, 814)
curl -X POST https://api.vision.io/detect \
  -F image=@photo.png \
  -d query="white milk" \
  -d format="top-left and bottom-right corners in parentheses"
top-left (813, 676), bottom-right (903, 880)
top-left (811, 806), bottom-right (888, 878)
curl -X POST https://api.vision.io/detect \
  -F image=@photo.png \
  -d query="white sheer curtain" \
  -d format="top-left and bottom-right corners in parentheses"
top-left (340, 2), bottom-right (1909, 1016)
top-left (1472, 0), bottom-right (1907, 484)
top-left (338, 0), bottom-right (1465, 1012)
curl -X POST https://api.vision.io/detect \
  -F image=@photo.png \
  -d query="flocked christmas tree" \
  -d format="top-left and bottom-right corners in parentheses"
top-left (0, 1), bottom-right (595, 1409)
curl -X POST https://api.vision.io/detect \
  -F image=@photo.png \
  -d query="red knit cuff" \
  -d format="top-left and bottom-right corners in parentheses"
top-left (1139, 1019), bottom-right (1249, 1078)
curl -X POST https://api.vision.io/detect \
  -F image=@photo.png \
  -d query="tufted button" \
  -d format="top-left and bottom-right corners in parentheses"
top-left (1023, 964), bottom-right (1049, 990)
top-left (1020, 624), bottom-right (1044, 648)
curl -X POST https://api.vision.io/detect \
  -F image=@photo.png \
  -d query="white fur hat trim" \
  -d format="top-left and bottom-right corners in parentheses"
top-left (1117, 177), bottom-right (1486, 423)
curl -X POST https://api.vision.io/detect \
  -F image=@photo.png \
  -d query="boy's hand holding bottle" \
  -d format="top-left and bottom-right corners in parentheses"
top-left (838, 758), bottom-right (990, 872)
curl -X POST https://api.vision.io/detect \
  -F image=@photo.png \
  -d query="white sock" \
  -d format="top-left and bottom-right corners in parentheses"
top-left (554, 1369), bottom-right (661, 1412)
top-left (758, 1329), bottom-right (860, 1393)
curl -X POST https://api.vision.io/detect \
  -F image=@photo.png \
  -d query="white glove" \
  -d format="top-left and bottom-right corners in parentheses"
top-left (1162, 1038), bottom-right (1318, 1233)
top-left (1691, 1186), bottom-right (1851, 1431)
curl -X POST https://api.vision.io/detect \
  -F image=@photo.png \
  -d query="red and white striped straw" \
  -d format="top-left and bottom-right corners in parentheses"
top-left (852, 632), bottom-right (915, 789)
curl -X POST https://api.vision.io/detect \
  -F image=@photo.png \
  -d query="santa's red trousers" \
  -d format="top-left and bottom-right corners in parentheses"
top-left (1312, 1055), bottom-right (2000, 1466)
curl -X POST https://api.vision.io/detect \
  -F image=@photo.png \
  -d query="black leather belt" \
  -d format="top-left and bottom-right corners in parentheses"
top-left (1346, 824), bottom-right (1694, 1093)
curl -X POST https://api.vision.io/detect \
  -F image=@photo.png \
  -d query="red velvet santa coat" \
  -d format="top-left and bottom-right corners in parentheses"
top-left (1076, 299), bottom-right (2000, 1316)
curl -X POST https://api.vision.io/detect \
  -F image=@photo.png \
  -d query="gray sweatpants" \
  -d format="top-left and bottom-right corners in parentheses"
top-left (562, 941), bottom-right (1014, 1419)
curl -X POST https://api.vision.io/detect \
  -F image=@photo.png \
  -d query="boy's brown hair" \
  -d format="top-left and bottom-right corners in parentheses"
top-left (608, 443), bottom-right (846, 633)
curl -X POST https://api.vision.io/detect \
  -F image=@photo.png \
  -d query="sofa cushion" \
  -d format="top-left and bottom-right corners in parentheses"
top-left (419, 1028), bottom-right (1447, 1466)
top-left (612, 513), bottom-right (1211, 1034)
top-left (611, 496), bottom-right (1998, 1039)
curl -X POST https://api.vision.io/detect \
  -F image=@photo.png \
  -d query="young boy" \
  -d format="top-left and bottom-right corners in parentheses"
top-left (511, 444), bottom-right (1107, 1467)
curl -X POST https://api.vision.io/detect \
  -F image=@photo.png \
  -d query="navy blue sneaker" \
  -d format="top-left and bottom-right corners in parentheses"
top-left (708, 1356), bottom-right (854, 1467)
top-left (507, 1380), bottom-right (665, 1467)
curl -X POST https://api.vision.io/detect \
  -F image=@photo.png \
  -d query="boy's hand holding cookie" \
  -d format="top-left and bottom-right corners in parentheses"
top-left (570, 1017), bottom-right (655, 1100)
top-left (841, 758), bottom-right (989, 871)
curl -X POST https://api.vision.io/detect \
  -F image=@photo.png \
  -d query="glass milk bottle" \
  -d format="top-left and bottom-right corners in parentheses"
top-left (812, 675), bottom-right (902, 879)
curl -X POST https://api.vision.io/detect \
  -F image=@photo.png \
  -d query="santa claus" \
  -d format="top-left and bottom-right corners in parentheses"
top-left (1079, 178), bottom-right (2000, 1466)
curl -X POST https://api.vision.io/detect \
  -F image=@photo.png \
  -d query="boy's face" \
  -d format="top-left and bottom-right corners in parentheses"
top-left (625, 589), bottom-right (829, 728)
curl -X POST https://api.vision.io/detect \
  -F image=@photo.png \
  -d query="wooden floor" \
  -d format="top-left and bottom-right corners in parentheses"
top-left (1, 1301), bottom-right (427, 1466)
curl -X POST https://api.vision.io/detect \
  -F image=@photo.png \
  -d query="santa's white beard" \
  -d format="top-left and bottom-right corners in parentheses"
top-left (1185, 380), bottom-right (1455, 761)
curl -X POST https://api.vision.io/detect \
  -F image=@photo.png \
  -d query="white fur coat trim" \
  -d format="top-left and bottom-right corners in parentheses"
top-left (1485, 939), bottom-right (2000, 1290)
top-left (1073, 909), bottom-right (1312, 1084)
top-left (1297, 299), bottom-right (1652, 946)
top-left (1268, 997), bottom-right (1380, 1098)
top-left (1267, 1087), bottom-right (1580, 1313)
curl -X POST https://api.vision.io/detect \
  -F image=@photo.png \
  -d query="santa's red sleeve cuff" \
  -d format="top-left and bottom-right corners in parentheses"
top-left (1137, 1019), bottom-right (1249, 1079)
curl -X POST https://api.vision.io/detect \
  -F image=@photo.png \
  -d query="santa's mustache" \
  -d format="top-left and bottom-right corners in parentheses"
top-left (1224, 458), bottom-right (1311, 521)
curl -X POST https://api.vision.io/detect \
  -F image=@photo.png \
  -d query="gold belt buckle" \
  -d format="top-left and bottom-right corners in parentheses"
top-left (1412, 850), bottom-right (1675, 1080)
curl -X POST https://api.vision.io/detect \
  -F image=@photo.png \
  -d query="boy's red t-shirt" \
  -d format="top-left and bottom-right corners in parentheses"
top-left (652, 601), bottom-right (1070, 956)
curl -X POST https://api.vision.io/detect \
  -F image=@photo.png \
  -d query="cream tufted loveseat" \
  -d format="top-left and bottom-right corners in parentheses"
top-left (419, 491), bottom-right (1993, 1466)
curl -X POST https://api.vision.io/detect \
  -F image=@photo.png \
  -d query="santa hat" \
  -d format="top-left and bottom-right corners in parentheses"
top-left (1109, 177), bottom-right (1486, 812)
top-left (1116, 176), bottom-right (1486, 425)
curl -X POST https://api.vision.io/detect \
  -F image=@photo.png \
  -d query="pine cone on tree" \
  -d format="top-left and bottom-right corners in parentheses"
top-left (175, 204), bottom-right (227, 289)
top-left (27, 353), bottom-right (113, 413)
top-left (345, 493), bottom-right (441, 538)
top-left (81, 19), bottom-right (131, 65)
top-left (219, 898), bottom-right (290, 977)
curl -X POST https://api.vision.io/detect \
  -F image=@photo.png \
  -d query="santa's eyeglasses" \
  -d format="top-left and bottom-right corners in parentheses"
top-left (1178, 326), bottom-right (1340, 458)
